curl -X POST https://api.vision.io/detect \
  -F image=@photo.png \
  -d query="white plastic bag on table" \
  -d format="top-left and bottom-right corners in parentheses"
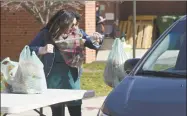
top-left (11, 45), bottom-right (47, 94)
top-left (104, 38), bottom-right (128, 88)
top-left (1, 57), bottom-right (18, 93)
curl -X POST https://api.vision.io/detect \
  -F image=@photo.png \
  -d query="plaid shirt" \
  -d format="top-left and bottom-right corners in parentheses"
top-left (54, 28), bottom-right (85, 68)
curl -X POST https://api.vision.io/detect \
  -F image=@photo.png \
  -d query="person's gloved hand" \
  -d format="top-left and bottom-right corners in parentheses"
top-left (91, 32), bottom-right (104, 43)
top-left (38, 44), bottom-right (54, 55)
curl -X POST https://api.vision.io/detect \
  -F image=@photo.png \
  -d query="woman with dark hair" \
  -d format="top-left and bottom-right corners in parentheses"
top-left (29, 9), bottom-right (80, 116)
top-left (29, 9), bottom-right (103, 116)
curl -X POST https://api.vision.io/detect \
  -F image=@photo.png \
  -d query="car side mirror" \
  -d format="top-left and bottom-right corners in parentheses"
top-left (124, 58), bottom-right (140, 74)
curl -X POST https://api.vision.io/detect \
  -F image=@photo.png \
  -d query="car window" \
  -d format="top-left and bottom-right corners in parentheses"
top-left (141, 18), bottom-right (186, 75)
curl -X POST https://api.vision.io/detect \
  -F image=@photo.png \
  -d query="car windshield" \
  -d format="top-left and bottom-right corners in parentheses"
top-left (139, 16), bottom-right (186, 77)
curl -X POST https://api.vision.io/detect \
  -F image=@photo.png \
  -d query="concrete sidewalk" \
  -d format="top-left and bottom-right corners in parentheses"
top-left (8, 96), bottom-right (106, 116)
top-left (96, 49), bottom-right (148, 61)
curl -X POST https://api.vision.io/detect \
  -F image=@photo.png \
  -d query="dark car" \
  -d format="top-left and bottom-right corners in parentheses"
top-left (98, 15), bottom-right (186, 116)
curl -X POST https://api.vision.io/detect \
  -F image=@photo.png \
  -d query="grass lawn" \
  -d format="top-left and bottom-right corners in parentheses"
top-left (81, 62), bottom-right (112, 96)
top-left (154, 64), bottom-right (174, 71)
top-left (124, 48), bottom-right (132, 52)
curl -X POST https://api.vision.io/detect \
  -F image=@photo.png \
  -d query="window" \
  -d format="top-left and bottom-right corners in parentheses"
top-left (140, 18), bottom-right (186, 75)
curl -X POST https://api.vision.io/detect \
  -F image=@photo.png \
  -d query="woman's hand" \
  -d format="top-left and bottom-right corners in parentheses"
top-left (38, 44), bottom-right (54, 55)
top-left (92, 32), bottom-right (103, 43)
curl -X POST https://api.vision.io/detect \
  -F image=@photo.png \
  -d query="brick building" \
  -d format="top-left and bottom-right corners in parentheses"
top-left (1, 1), bottom-right (96, 63)
top-left (1, 1), bottom-right (186, 62)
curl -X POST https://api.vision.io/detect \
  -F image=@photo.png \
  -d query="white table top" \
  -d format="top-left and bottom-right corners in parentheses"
top-left (1, 89), bottom-right (95, 114)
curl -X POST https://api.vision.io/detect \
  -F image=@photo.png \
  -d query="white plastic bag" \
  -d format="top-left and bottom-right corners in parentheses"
top-left (11, 45), bottom-right (47, 94)
top-left (1, 57), bottom-right (18, 93)
top-left (104, 38), bottom-right (128, 88)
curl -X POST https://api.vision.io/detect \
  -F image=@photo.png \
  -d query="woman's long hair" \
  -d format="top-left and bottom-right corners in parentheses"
top-left (45, 9), bottom-right (75, 40)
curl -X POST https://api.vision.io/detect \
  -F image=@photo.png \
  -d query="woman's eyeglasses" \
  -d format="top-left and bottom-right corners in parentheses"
top-left (70, 22), bottom-right (79, 28)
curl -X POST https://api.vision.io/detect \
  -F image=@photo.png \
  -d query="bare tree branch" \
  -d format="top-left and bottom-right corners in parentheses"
top-left (1, 0), bottom-right (18, 7)
top-left (43, 0), bottom-right (46, 12)
top-left (49, 1), bottom-right (62, 11)
top-left (32, 1), bottom-right (45, 24)
top-left (45, 1), bottom-right (51, 24)
top-left (20, 2), bottom-right (41, 23)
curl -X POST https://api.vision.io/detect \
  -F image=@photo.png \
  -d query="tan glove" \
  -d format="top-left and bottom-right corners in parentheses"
top-left (91, 32), bottom-right (103, 43)
top-left (38, 44), bottom-right (54, 55)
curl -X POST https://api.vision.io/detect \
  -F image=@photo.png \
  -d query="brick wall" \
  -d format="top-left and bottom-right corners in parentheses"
top-left (1, 7), bottom-right (42, 61)
top-left (85, 1), bottom-right (96, 63)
